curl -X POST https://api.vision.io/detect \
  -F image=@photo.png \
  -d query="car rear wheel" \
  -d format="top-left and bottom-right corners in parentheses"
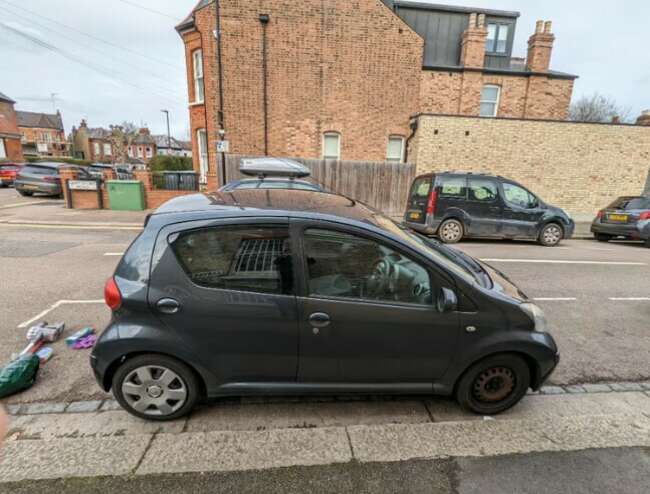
top-left (17, 189), bottom-right (33, 197)
top-left (595, 233), bottom-right (612, 242)
top-left (539, 223), bottom-right (563, 247)
top-left (645, 238), bottom-right (650, 249)
top-left (438, 219), bottom-right (464, 244)
top-left (455, 354), bottom-right (530, 415)
top-left (112, 354), bottom-right (199, 421)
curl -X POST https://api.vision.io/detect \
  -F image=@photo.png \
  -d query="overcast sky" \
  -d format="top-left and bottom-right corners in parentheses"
top-left (1, 0), bottom-right (648, 138)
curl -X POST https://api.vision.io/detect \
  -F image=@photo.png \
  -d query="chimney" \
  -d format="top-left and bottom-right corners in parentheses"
top-left (80, 119), bottom-right (87, 128)
top-left (460, 13), bottom-right (488, 69)
top-left (138, 127), bottom-right (150, 135)
top-left (611, 116), bottom-right (621, 124)
top-left (527, 20), bottom-right (555, 72)
top-left (637, 110), bottom-right (650, 126)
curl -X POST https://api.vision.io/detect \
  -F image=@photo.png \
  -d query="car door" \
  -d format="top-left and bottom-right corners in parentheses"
top-left (293, 221), bottom-right (460, 385)
top-left (501, 182), bottom-right (545, 238)
top-left (465, 178), bottom-right (502, 237)
top-left (147, 218), bottom-right (300, 384)
top-left (404, 175), bottom-right (433, 225)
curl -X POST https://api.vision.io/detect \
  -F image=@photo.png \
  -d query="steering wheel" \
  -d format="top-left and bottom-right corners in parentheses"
top-left (367, 259), bottom-right (397, 298)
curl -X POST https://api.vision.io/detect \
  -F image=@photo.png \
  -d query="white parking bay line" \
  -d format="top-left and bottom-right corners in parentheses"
top-left (533, 297), bottom-right (578, 301)
top-left (18, 300), bottom-right (105, 329)
top-left (608, 297), bottom-right (650, 301)
top-left (104, 252), bottom-right (124, 256)
top-left (480, 259), bottom-right (647, 266)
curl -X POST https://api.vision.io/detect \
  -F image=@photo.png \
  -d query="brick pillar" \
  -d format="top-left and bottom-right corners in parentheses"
top-left (460, 13), bottom-right (487, 69)
top-left (59, 166), bottom-right (78, 208)
top-left (527, 20), bottom-right (555, 73)
top-left (133, 170), bottom-right (153, 191)
top-left (102, 169), bottom-right (117, 181)
top-left (206, 173), bottom-right (218, 192)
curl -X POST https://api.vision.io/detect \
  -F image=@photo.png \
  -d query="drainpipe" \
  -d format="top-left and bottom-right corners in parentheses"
top-left (404, 117), bottom-right (419, 163)
top-left (259, 14), bottom-right (270, 156)
top-left (215, 0), bottom-right (227, 183)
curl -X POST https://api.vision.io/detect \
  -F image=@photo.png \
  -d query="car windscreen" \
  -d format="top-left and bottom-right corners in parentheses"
top-left (371, 215), bottom-right (489, 287)
top-left (607, 197), bottom-right (650, 210)
top-left (21, 165), bottom-right (58, 176)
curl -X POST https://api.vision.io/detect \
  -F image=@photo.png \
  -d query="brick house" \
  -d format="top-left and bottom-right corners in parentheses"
top-left (71, 121), bottom-right (157, 164)
top-left (128, 128), bottom-right (157, 163)
top-left (0, 92), bottom-right (24, 161)
top-left (176, 1), bottom-right (576, 185)
top-left (154, 135), bottom-right (193, 158)
top-left (16, 109), bottom-right (69, 158)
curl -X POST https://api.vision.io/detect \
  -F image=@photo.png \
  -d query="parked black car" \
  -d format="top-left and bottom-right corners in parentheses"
top-left (404, 172), bottom-right (575, 247)
top-left (15, 163), bottom-right (92, 197)
top-left (591, 196), bottom-right (650, 247)
top-left (91, 189), bottom-right (559, 421)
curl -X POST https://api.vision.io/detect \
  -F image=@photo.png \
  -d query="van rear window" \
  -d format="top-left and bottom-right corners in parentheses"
top-left (439, 177), bottom-right (467, 198)
top-left (410, 177), bottom-right (431, 198)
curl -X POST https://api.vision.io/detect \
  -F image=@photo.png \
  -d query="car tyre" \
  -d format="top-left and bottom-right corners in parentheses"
top-left (17, 189), bottom-right (33, 197)
top-left (595, 233), bottom-right (611, 242)
top-left (645, 238), bottom-right (650, 249)
top-left (438, 219), bottom-right (464, 244)
top-left (112, 354), bottom-right (200, 421)
top-left (455, 353), bottom-right (530, 415)
top-left (538, 223), bottom-right (563, 247)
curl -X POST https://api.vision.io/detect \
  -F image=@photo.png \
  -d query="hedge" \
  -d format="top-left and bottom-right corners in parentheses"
top-left (149, 155), bottom-right (193, 172)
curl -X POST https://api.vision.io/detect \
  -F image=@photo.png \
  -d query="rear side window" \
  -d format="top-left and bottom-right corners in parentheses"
top-left (22, 165), bottom-right (57, 175)
top-left (469, 179), bottom-right (498, 202)
top-left (170, 226), bottom-right (293, 295)
top-left (608, 197), bottom-right (650, 210)
top-left (410, 177), bottom-right (432, 199)
top-left (438, 177), bottom-right (467, 198)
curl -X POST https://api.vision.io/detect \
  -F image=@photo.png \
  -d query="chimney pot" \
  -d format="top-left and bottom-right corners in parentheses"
top-left (535, 20), bottom-right (544, 33)
top-left (477, 14), bottom-right (486, 28)
top-left (469, 13), bottom-right (477, 28)
top-left (544, 21), bottom-right (553, 34)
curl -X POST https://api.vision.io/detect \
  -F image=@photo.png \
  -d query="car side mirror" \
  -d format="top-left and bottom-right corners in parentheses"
top-left (437, 287), bottom-right (458, 313)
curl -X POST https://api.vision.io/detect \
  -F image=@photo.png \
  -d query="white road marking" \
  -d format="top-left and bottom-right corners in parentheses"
top-left (533, 297), bottom-right (578, 301)
top-left (481, 259), bottom-right (647, 266)
top-left (18, 299), bottom-right (105, 329)
top-left (0, 223), bottom-right (141, 231)
top-left (608, 297), bottom-right (650, 301)
top-left (0, 200), bottom-right (56, 209)
top-left (104, 252), bottom-right (124, 256)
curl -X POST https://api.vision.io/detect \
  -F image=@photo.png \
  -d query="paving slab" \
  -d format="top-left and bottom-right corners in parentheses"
top-left (20, 402), bottom-right (67, 415)
top-left (581, 383), bottom-right (613, 393)
top-left (0, 434), bottom-right (151, 482)
top-left (65, 400), bottom-right (102, 413)
top-left (427, 391), bottom-right (650, 422)
top-left (6, 411), bottom-right (185, 440)
top-left (136, 427), bottom-right (352, 475)
top-left (186, 400), bottom-right (430, 432)
top-left (348, 413), bottom-right (650, 464)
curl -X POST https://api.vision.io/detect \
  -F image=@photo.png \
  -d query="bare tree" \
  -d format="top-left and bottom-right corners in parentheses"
top-left (569, 93), bottom-right (632, 123)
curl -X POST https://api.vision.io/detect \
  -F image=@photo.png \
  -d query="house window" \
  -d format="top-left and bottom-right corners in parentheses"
top-left (386, 136), bottom-right (405, 163)
top-left (197, 129), bottom-right (208, 182)
top-left (193, 49), bottom-right (205, 103)
top-left (146, 147), bottom-right (152, 158)
top-left (103, 143), bottom-right (112, 156)
top-left (137, 147), bottom-right (144, 158)
top-left (127, 146), bottom-right (133, 158)
top-left (486, 23), bottom-right (509, 54)
top-left (0, 138), bottom-right (6, 159)
top-left (480, 85), bottom-right (501, 117)
top-left (93, 142), bottom-right (101, 155)
top-left (322, 132), bottom-right (341, 160)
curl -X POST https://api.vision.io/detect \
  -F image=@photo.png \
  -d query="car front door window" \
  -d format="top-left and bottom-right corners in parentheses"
top-left (503, 183), bottom-right (536, 209)
top-left (303, 228), bottom-right (432, 306)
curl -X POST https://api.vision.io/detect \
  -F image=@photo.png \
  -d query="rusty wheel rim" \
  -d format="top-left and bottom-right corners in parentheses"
top-left (472, 367), bottom-right (516, 403)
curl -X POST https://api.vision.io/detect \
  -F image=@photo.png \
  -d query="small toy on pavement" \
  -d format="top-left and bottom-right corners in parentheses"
top-left (72, 335), bottom-right (97, 350)
top-left (36, 347), bottom-right (54, 364)
top-left (65, 327), bottom-right (95, 348)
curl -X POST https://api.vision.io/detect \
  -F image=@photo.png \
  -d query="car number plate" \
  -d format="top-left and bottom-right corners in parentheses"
top-left (24, 185), bottom-right (38, 190)
top-left (409, 211), bottom-right (422, 220)
top-left (608, 214), bottom-right (629, 222)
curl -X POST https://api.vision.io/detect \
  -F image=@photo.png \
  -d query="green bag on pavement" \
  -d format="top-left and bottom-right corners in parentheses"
top-left (0, 355), bottom-right (40, 399)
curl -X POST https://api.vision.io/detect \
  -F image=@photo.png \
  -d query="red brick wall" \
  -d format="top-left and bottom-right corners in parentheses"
top-left (2, 137), bottom-right (23, 161)
top-left (0, 100), bottom-right (24, 161)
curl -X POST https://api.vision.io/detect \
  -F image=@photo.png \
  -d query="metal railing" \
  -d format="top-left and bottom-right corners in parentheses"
top-left (152, 171), bottom-right (200, 191)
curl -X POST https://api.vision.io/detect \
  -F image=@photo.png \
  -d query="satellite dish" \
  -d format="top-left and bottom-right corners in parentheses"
top-left (239, 158), bottom-right (311, 179)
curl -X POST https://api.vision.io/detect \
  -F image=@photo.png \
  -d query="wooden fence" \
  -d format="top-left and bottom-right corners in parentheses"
top-left (224, 155), bottom-right (416, 218)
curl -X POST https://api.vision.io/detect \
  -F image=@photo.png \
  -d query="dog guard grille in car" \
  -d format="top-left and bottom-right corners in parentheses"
top-left (232, 238), bottom-right (284, 274)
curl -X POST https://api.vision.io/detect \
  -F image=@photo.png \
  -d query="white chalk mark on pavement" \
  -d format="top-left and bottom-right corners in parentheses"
top-left (18, 300), bottom-right (105, 329)
top-left (481, 259), bottom-right (647, 266)
top-left (533, 298), bottom-right (578, 301)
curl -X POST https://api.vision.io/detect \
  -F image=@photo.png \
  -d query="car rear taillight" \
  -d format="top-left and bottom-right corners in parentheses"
top-left (426, 190), bottom-right (438, 215)
top-left (596, 210), bottom-right (604, 219)
top-left (639, 211), bottom-right (650, 221)
top-left (104, 277), bottom-right (122, 311)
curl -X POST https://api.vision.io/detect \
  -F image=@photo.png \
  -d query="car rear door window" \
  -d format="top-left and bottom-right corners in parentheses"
top-left (469, 179), bottom-right (498, 202)
top-left (303, 229), bottom-right (433, 306)
top-left (439, 177), bottom-right (467, 198)
top-left (170, 226), bottom-right (293, 295)
top-left (503, 183), bottom-right (536, 208)
top-left (22, 165), bottom-right (57, 176)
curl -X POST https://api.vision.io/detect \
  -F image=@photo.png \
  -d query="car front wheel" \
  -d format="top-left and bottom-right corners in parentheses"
top-left (455, 354), bottom-right (530, 415)
top-left (539, 223), bottom-right (563, 247)
top-left (438, 219), bottom-right (464, 244)
top-left (112, 354), bottom-right (200, 421)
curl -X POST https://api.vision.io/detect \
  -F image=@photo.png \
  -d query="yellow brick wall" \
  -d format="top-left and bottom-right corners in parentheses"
top-left (412, 115), bottom-right (650, 215)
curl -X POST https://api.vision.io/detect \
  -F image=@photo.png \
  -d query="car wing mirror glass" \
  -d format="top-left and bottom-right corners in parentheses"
top-left (437, 287), bottom-right (458, 313)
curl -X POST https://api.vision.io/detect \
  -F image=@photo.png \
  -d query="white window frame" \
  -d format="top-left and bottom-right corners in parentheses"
top-left (486, 23), bottom-right (509, 54)
top-left (146, 147), bottom-right (153, 158)
top-left (480, 85), bottom-right (501, 118)
top-left (193, 49), bottom-right (205, 104)
top-left (93, 142), bottom-right (101, 155)
top-left (386, 135), bottom-right (405, 163)
top-left (322, 132), bottom-right (341, 160)
top-left (137, 146), bottom-right (144, 158)
top-left (0, 138), bottom-right (6, 159)
top-left (197, 129), bottom-right (209, 183)
top-left (103, 143), bottom-right (112, 156)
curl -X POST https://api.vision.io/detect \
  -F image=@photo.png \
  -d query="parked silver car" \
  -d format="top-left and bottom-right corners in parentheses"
top-left (15, 163), bottom-right (91, 197)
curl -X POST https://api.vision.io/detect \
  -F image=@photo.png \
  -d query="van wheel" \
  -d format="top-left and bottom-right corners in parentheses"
top-left (456, 354), bottom-right (530, 415)
top-left (539, 223), bottom-right (563, 247)
top-left (438, 219), bottom-right (464, 244)
top-left (595, 233), bottom-right (611, 242)
top-left (112, 354), bottom-right (199, 421)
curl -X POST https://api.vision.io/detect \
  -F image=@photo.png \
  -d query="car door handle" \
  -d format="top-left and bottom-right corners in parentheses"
top-left (156, 298), bottom-right (181, 315)
top-left (309, 312), bottom-right (331, 328)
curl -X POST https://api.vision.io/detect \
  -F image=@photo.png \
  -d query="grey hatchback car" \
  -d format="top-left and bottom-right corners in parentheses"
top-left (91, 189), bottom-right (559, 421)
top-left (15, 162), bottom-right (92, 197)
top-left (591, 196), bottom-right (650, 247)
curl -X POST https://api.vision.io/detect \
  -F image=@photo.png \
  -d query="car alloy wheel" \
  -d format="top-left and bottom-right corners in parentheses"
top-left (439, 219), bottom-right (463, 244)
top-left (540, 224), bottom-right (563, 247)
top-left (121, 365), bottom-right (188, 417)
